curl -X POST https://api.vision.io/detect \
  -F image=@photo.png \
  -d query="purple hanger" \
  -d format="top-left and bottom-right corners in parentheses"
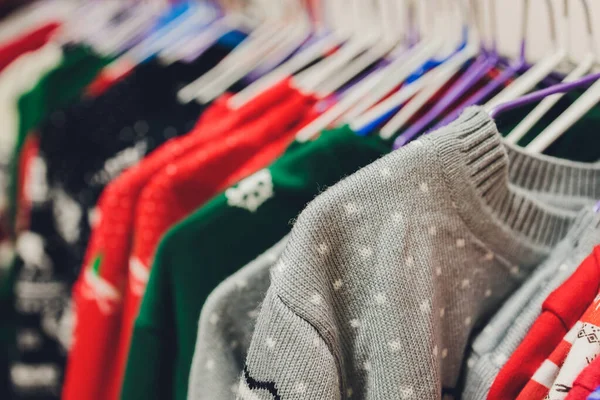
top-left (434, 39), bottom-right (529, 128)
top-left (595, 200), bottom-right (600, 213)
top-left (489, 71), bottom-right (600, 119)
top-left (393, 53), bottom-right (498, 148)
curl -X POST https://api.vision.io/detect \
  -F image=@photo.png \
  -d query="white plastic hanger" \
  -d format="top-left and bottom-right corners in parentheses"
top-left (485, 0), bottom-right (567, 110)
top-left (197, 1), bottom-right (314, 103)
top-left (158, 0), bottom-right (262, 64)
top-left (350, 0), bottom-right (475, 136)
top-left (315, 0), bottom-right (406, 97)
top-left (131, 3), bottom-right (217, 63)
top-left (177, 2), bottom-right (284, 103)
top-left (294, 0), bottom-right (446, 142)
top-left (380, 30), bottom-right (480, 138)
top-left (195, 5), bottom-right (311, 103)
top-left (505, 0), bottom-right (596, 145)
top-left (55, 0), bottom-right (128, 49)
top-left (342, 0), bottom-right (444, 122)
top-left (295, 67), bottom-right (389, 142)
top-left (349, 66), bottom-right (440, 132)
top-left (294, 0), bottom-right (380, 93)
top-left (178, 0), bottom-right (299, 104)
top-left (227, 0), bottom-right (351, 108)
top-left (90, 4), bottom-right (160, 56)
top-left (524, 0), bottom-right (600, 153)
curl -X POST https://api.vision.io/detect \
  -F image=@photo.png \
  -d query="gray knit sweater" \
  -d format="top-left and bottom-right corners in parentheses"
top-left (188, 237), bottom-right (288, 399)
top-left (238, 107), bottom-right (600, 399)
top-left (462, 209), bottom-right (600, 400)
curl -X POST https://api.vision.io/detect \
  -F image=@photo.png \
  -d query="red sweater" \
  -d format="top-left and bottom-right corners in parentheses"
top-left (566, 355), bottom-right (600, 399)
top-left (488, 246), bottom-right (600, 400)
top-left (62, 80), bottom-right (304, 400)
top-left (107, 90), bottom-right (316, 400)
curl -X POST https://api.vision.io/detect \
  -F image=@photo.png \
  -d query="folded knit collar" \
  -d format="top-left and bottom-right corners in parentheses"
top-left (431, 106), bottom-right (600, 267)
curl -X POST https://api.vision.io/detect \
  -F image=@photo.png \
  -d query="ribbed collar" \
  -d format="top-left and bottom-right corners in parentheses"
top-left (431, 106), bottom-right (600, 268)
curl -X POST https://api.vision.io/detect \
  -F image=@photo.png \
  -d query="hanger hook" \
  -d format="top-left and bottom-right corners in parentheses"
top-left (570, 0), bottom-right (597, 60)
top-left (518, 0), bottom-right (559, 62)
top-left (544, 0), bottom-right (558, 49)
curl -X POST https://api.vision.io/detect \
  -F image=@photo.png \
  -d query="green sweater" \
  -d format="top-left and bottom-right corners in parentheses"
top-left (122, 126), bottom-right (391, 400)
top-left (122, 87), bottom-right (600, 400)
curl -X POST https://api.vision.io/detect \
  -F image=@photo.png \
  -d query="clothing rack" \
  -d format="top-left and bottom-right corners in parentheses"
top-left (0, 1), bottom-right (599, 400)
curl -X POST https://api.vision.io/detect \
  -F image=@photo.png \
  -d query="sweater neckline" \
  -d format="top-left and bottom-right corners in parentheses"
top-left (433, 107), bottom-right (600, 268)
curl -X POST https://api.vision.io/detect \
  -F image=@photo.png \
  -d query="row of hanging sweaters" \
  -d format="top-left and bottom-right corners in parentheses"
top-left (1, 18), bottom-right (600, 400)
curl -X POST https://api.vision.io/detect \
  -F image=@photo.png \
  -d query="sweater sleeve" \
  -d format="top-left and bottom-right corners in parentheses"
top-left (238, 289), bottom-right (341, 400)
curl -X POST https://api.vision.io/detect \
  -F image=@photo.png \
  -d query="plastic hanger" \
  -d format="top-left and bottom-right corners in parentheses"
top-left (158, 0), bottom-right (262, 64)
top-left (433, 0), bottom-right (530, 128)
top-left (525, 76), bottom-right (600, 152)
top-left (313, 0), bottom-right (406, 97)
top-left (90, 4), bottom-right (160, 56)
top-left (505, 0), bottom-right (596, 145)
top-left (341, 0), bottom-right (447, 125)
top-left (197, 1), bottom-right (313, 103)
top-left (295, 0), bottom-right (449, 142)
top-left (103, 1), bottom-right (217, 76)
top-left (392, 0), bottom-right (495, 141)
top-left (293, 0), bottom-right (380, 93)
top-left (156, 17), bottom-right (224, 66)
top-left (177, 2), bottom-right (287, 104)
top-left (349, 66), bottom-right (440, 133)
top-left (485, 0), bottom-right (566, 110)
top-left (179, 0), bottom-right (304, 104)
top-left (385, 0), bottom-right (480, 145)
top-left (489, 72), bottom-right (600, 120)
top-left (295, 66), bottom-right (390, 142)
top-left (524, 1), bottom-right (600, 153)
top-left (295, 0), bottom-right (455, 142)
top-left (56, 0), bottom-right (128, 49)
top-left (226, 0), bottom-right (351, 108)
top-left (294, 37), bottom-right (445, 142)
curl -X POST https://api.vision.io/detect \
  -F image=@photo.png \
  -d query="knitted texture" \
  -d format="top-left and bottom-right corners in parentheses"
top-left (122, 125), bottom-right (390, 400)
top-left (61, 52), bottom-right (235, 400)
top-left (110, 87), bottom-right (313, 400)
top-left (481, 246), bottom-right (600, 400)
top-left (470, 214), bottom-right (600, 400)
top-left (566, 348), bottom-right (600, 400)
top-left (240, 107), bottom-right (600, 399)
top-left (190, 135), bottom-right (600, 399)
top-left (66, 76), bottom-right (295, 400)
top-left (519, 247), bottom-right (600, 400)
top-left (188, 237), bottom-right (288, 399)
top-left (6, 46), bottom-right (108, 400)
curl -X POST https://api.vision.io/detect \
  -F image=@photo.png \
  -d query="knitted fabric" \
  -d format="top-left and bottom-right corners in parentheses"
top-left (61, 51), bottom-right (235, 400)
top-left (482, 246), bottom-right (600, 400)
top-left (107, 84), bottom-right (313, 400)
top-left (6, 45), bottom-right (108, 400)
top-left (470, 215), bottom-right (600, 400)
top-left (517, 247), bottom-right (600, 400)
top-left (566, 350), bottom-right (600, 400)
top-left (240, 107), bottom-right (600, 399)
top-left (122, 125), bottom-right (390, 400)
top-left (188, 237), bottom-right (289, 399)
top-left (64, 78), bottom-right (289, 400)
